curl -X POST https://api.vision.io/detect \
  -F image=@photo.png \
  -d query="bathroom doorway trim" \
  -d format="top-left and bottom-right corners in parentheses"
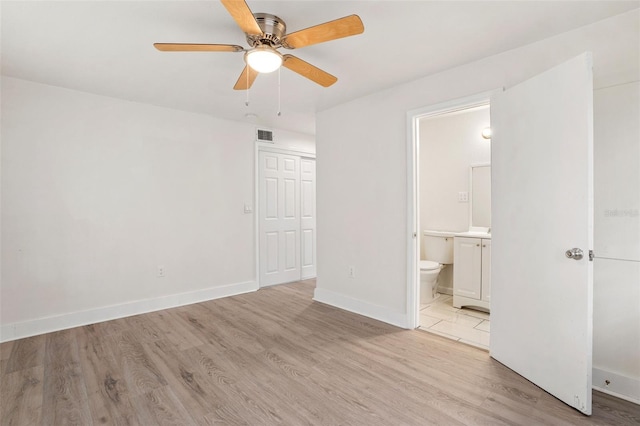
top-left (405, 90), bottom-right (496, 329)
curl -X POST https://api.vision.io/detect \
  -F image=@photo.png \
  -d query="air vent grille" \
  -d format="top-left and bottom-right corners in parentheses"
top-left (257, 129), bottom-right (274, 143)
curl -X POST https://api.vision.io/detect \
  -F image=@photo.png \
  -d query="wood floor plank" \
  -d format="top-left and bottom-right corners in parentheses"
top-left (171, 303), bottom-right (259, 354)
top-left (197, 302), bottom-right (268, 354)
top-left (146, 310), bottom-right (204, 351)
top-left (244, 369), bottom-right (366, 425)
top-left (127, 313), bottom-right (166, 343)
top-left (307, 356), bottom-right (458, 425)
top-left (0, 340), bottom-right (15, 361)
top-left (182, 344), bottom-right (291, 423)
top-left (0, 340), bottom-right (14, 376)
top-left (143, 338), bottom-right (229, 425)
top-left (354, 333), bottom-right (539, 410)
top-left (3, 334), bottom-right (45, 375)
top-left (591, 390), bottom-right (640, 425)
top-left (0, 365), bottom-right (44, 426)
top-left (206, 346), bottom-right (308, 424)
top-left (2, 280), bottom-right (639, 425)
top-left (0, 339), bottom-right (15, 375)
top-left (41, 330), bottom-right (92, 426)
top-left (75, 325), bottom-right (141, 425)
top-left (130, 386), bottom-right (196, 426)
top-left (108, 330), bottom-right (168, 396)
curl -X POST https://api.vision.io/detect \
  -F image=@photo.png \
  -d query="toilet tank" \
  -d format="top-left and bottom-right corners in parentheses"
top-left (423, 230), bottom-right (455, 264)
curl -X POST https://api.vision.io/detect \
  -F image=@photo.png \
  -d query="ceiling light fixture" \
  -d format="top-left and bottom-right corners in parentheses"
top-left (245, 45), bottom-right (283, 73)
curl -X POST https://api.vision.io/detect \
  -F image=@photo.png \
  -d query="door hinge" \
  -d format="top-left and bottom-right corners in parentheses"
top-left (589, 250), bottom-right (594, 261)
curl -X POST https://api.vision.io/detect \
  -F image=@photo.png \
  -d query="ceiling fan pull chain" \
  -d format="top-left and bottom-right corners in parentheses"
top-left (277, 67), bottom-right (282, 116)
top-left (245, 67), bottom-right (250, 106)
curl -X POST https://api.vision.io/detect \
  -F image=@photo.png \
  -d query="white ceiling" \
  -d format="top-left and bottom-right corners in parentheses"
top-left (2, 1), bottom-right (638, 135)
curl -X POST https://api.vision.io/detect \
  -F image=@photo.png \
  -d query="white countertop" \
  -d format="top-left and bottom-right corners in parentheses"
top-left (455, 231), bottom-right (492, 239)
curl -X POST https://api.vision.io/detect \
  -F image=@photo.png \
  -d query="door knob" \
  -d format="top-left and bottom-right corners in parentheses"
top-left (565, 248), bottom-right (584, 260)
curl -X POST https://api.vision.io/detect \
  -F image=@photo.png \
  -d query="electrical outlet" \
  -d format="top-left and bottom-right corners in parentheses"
top-left (348, 265), bottom-right (356, 278)
top-left (157, 266), bottom-right (165, 278)
top-left (458, 191), bottom-right (469, 202)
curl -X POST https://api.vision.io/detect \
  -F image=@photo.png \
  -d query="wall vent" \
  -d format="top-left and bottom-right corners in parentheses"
top-left (256, 128), bottom-right (274, 143)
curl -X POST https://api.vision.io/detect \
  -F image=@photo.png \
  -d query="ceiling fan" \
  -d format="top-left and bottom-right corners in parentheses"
top-left (154, 0), bottom-right (364, 90)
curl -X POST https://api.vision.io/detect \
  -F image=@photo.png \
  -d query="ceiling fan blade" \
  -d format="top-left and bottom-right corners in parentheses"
top-left (282, 55), bottom-right (337, 87)
top-left (220, 0), bottom-right (262, 36)
top-left (233, 65), bottom-right (259, 90)
top-left (154, 43), bottom-right (244, 52)
top-left (282, 15), bottom-right (364, 49)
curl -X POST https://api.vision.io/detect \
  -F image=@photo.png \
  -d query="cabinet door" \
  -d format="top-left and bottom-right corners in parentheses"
top-left (453, 237), bottom-right (482, 299)
top-left (481, 239), bottom-right (491, 302)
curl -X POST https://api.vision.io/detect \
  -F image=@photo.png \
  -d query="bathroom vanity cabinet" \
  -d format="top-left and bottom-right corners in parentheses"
top-left (453, 235), bottom-right (491, 311)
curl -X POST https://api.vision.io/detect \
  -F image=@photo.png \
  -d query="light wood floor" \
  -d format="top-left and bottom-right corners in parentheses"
top-left (2, 280), bottom-right (639, 425)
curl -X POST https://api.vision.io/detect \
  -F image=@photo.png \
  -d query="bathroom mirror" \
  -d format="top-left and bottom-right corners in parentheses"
top-left (470, 164), bottom-right (491, 231)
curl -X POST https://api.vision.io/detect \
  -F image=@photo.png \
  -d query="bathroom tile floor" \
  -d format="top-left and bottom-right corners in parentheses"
top-left (419, 294), bottom-right (490, 351)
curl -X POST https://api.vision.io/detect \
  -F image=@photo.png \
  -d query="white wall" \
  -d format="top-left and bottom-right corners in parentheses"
top-left (592, 81), bottom-right (640, 401)
top-left (261, 128), bottom-right (316, 154)
top-left (419, 107), bottom-right (491, 232)
top-left (315, 10), bottom-right (639, 402)
top-left (0, 76), bottom-right (313, 341)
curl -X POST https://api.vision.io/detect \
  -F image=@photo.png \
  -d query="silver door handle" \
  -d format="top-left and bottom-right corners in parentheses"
top-left (565, 248), bottom-right (584, 260)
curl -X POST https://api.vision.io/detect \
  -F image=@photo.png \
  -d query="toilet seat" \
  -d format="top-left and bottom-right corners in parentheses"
top-left (420, 260), bottom-right (440, 271)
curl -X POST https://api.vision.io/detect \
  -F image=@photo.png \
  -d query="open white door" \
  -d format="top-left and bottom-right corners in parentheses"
top-left (491, 53), bottom-right (594, 414)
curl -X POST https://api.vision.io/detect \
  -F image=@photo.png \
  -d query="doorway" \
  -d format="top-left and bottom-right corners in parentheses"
top-left (409, 97), bottom-right (492, 350)
top-left (257, 147), bottom-right (316, 287)
top-left (406, 91), bottom-right (493, 330)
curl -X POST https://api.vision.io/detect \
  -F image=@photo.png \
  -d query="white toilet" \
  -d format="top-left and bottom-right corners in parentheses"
top-left (420, 230), bottom-right (455, 304)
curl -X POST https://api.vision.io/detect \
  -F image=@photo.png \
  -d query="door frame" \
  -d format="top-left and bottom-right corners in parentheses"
top-left (255, 143), bottom-right (316, 287)
top-left (405, 90), bottom-right (495, 329)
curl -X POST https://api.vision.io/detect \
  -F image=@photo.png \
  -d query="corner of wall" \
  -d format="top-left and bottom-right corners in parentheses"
top-left (313, 287), bottom-right (409, 329)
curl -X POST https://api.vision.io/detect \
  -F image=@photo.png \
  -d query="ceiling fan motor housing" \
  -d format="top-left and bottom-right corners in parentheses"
top-left (246, 13), bottom-right (286, 47)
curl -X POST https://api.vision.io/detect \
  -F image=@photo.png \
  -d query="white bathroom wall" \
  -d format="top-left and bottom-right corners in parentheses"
top-left (315, 10), bottom-right (639, 402)
top-left (419, 106), bottom-right (491, 233)
top-left (0, 76), bottom-right (313, 341)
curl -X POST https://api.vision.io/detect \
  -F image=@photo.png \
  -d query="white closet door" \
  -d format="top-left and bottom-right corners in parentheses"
top-left (259, 152), bottom-right (301, 286)
top-left (300, 158), bottom-right (316, 279)
top-left (491, 52), bottom-right (594, 414)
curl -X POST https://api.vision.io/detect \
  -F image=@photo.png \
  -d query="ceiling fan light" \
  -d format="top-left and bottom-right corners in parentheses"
top-left (245, 46), bottom-right (283, 73)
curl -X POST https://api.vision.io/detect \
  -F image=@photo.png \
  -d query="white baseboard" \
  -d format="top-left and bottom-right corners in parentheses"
top-left (0, 280), bottom-right (258, 343)
top-left (437, 285), bottom-right (453, 296)
top-left (313, 287), bottom-right (408, 329)
top-left (593, 367), bottom-right (640, 405)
